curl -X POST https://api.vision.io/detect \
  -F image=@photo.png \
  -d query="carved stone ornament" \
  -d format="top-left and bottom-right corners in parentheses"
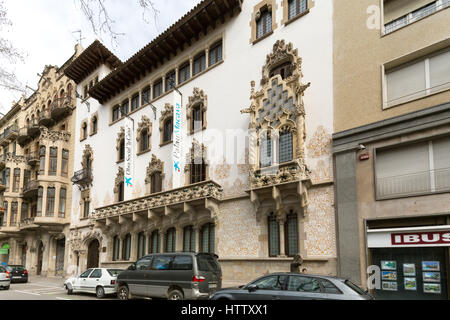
top-left (5, 153), bottom-right (27, 165)
top-left (116, 127), bottom-right (125, 151)
top-left (40, 127), bottom-right (71, 143)
top-left (81, 144), bottom-right (94, 168)
top-left (145, 155), bottom-right (164, 184)
top-left (186, 88), bottom-right (208, 134)
top-left (184, 139), bottom-right (208, 173)
top-left (159, 103), bottom-right (173, 130)
top-left (113, 167), bottom-right (124, 194)
top-left (136, 115), bottom-right (152, 146)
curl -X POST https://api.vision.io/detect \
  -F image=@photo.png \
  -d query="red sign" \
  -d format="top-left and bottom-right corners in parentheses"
top-left (391, 231), bottom-right (450, 246)
top-left (359, 153), bottom-right (370, 161)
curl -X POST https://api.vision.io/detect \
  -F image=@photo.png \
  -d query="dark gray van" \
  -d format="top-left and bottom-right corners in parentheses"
top-left (116, 252), bottom-right (222, 300)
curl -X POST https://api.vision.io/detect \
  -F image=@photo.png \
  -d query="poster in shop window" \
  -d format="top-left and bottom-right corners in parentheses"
top-left (381, 261), bottom-right (397, 270)
top-left (424, 283), bottom-right (441, 294)
top-left (382, 271), bottom-right (397, 281)
top-left (403, 263), bottom-right (416, 276)
top-left (404, 278), bottom-right (417, 291)
top-left (382, 281), bottom-right (398, 291)
top-left (422, 261), bottom-right (440, 271)
top-left (423, 272), bottom-right (441, 283)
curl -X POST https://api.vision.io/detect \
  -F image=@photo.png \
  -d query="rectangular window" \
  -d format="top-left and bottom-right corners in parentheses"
top-left (141, 86), bottom-right (151, 105)
top-left (150, 231), bottom-right (160, 254)
top-left (21, 202), bottom-right (28, 222)
top-left (62, 149), bottom-right (69, 177)
top-left (260, 135), bottom-right (272, 168)
top-left (193, 53), bottom-right (206, 76)
top-left (1, 201), bottom-right (6, 226)
top-left (165, 71), bottom-right (176, 92)
top-left (46, 187), bottom-right (55, 217)
top-left (385, 48), bottom-right (450, 108)
top-left (257, 10), bottom-right (272, 39)
top-left (4, 168), bottom-right (10, 191)
top-left (376, 136), bottom-right (450, 199)
top-left (112, 105), bottom-right (121, 122)
top-left (209, 42), bottom-right (223, 66)
top-left (288, 0), bottom-right (308, 20)
top-left (179, 62), bottom-right (191, 84)
top-left (131, 94), bottom-right (140, 112)
top-left (49, 147), bottom-right (58, 176)
top-left (153, 79), bottom-right (163, 99)
top-left (121, 99), bottom-right (129, 116)
top-left (190, 161), bottom-right (206, 184)
top-left (13, 168), bottom-right (20, 193)
top-left (59, 188), bottom-right (66, 218)
top-left (83, 200), bottom-right (90, 218)
top-left (39, 147), bottom-right (46, 175)
top-left (37, 187), bottom-right (43, 217)
top-left (23, 170), bottom-right (30, 189)
top-left (268, 215), bottom-right (280, 257)
top-left (151, 172), bottom-right (162, 194)
top-left (192, 107), bottom-right (203, 132)
top-left (183, 226), bottom-right (196, 252)
top-left (285, 213), bottom-right (299, 257)
top-left (10, 202), bottom-right (18, 226)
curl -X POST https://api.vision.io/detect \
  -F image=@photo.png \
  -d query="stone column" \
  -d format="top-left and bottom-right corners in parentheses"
top-left (41, 234), bottom-right (51, 276)
top-left (119, 236), bottom-right (124, 261)
top-left (160, 231), bottom-right (166, 253)
top-left (106, 235), bottom-right (114, 261)
top-left (189, 58), bottom-right (194, 78)
top-left (205, 48), bottom-right (210, 68)
top-left (278, 218), bottom-right (286, 257)
top-left (130, 232), bottom-right (138, 262)
top-left (193, 224), bottom-right (200, 252)
top-left (175, 226), bottom-right (183, 252)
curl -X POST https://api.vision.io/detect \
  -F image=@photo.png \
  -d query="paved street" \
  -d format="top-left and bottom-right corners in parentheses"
top-left (0, 276), bottom-right (114, 300)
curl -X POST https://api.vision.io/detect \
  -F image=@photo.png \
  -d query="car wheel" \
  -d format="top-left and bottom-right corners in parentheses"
top-left (117, 285), bottom-right (130, 300)
top-left (168, 289), bottom-right (184, 300)
top-left (66, 286), bottom-right (73, 295)
top-left (5, 286), bottom-right (10, 290)
top-left (96, 286), bottom-right (105, 299)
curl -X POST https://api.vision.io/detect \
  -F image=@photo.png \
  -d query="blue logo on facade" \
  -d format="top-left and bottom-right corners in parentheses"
top-left (125, 177), bottom-right (133, 187)
top-left (174, 161), bottom-right (181, 173)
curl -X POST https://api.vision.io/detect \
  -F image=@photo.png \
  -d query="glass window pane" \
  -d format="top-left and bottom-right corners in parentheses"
top-left (386, 60), bottom-right (426, 105)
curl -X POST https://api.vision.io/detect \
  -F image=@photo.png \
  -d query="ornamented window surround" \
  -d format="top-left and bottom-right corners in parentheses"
top-left (113, 167), bottom-right (124, 203)
top-left (184, 139), bottom-right (210, 186)
top-left (186, 88), bottom-right (208, 135)
top-left (116, 127), bottom-right (125, 163)
top-left (250, 0), bottom-right (278, 45)
top-left (80, 119), bottom-right (88, 142)
top-left (159, 103), bottom-right (173, 147)
top-left (136, 116), bottom-right (152, 155)
top-left (145, 155), bottom-right (165, 195)
top-left (90, 112), bottom-right (99, 136)
top-left (79, 189), bottom-right (91, 220)
top-left (281, 0), bottom-right (314, 26)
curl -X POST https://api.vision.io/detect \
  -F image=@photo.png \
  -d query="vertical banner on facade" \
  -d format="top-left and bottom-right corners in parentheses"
top-left (124, 117), bottom-right (134, 201)
top-left (173, 90), bottom-right (183, 189)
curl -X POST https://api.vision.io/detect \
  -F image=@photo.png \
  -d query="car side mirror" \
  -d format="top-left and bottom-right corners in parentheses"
top-left (247, 285), bottom-right (258, 292)
top-left (128, 264), bottom-right (136, 271)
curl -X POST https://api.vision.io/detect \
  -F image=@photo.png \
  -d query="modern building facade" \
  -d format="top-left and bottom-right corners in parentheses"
top-left (65, 0), bottom-right (338, 283)
top-left (0, 47), bottom-right (80, 276)
top-left (333, 0), bottom-right (450, 299)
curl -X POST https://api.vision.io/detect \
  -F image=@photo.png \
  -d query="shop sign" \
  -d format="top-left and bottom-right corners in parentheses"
top-left (0, 249), bottom-right (8, 255)
top-left (391, 231), bottom-right (450, 246)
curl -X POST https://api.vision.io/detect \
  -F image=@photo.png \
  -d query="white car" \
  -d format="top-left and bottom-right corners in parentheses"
top-left (0, 266), bottom-right (10, 290)
top-left (64, 268), bottom-right (124, 298)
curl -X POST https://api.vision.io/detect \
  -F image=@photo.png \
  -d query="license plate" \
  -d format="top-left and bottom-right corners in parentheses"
top-left (13, 276), bottom-right (21, 279)
top-left (209, 283), bottom-right (217, 288)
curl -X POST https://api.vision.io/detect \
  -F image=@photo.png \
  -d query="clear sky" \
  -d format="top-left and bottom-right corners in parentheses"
top-left (0, 0), bottom-right (202, 114)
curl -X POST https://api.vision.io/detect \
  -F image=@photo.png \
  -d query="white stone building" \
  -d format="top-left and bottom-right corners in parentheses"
top-left (64, 0), bottom-right (336, 282)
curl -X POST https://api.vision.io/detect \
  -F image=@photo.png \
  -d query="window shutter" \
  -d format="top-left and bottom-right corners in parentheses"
top-left (386, 60), bottom-right (426, 105)
top-left (429, 50), bottom-right (450, 93)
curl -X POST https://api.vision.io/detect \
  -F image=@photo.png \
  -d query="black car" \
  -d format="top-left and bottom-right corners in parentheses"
top-left (6, 265), bottom-right (28, 283)
top-left (116, 252), bottom-right (222, 300)
top-left (210, 273), bottom-right (374, 300)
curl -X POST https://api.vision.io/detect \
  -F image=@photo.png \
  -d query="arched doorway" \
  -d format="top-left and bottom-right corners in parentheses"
top-left (37, 241), bottom-right (44, 275)
top-left (55, 238), bottom-right (65, 276)
top-left (87, 239), bottom-right (100, 269)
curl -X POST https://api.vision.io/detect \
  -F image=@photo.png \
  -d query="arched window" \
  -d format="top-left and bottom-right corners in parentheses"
top-left (140, 128), bottom-right (149, 153)
top-left (163, 118), bottom-right (173, 143)
top-left (165, 228), bottom-right (176, 253)
top-left (285, 211), bottom-right (299, 257)
top-left (137, 232), bottom-right (146, 259)
top-left (92, 116), bottom-right (98, 135)
top-left (268, 213), bottom-right (280, 257)
top-left (183, 225), bottom-right (195, 252)
top-left (150, 172), bottom-right (162, 194)
top-left (122, 233), bottom-right (131, 261)
top-left (67, 83), bottom-right (73, 97)
top-left (270, 61), bottom-right (293, 80)
top-left (82, 122), bottom-right (88, 140)
top-left (279, 128), bottom-right (293, 163)
top-left (200, 223), bottom-right (215, 253)
top-left (113, 236), bottom-right (120, 261)
top-left (149, 230), bottom-right (160, 254)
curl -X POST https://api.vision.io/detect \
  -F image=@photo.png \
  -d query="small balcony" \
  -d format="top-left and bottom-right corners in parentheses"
top-left (51, 96), bottom-right (74, 121)
top-left (27, 150), bottom-right (40, 167)
top-left (0, 124), bottom-right (19, 147)
top-left (32, 215), bottom-right (67, 228)
top-left (38, 109), bottom-right (54, 127)
top-left (17, 127), bottom-right (31, 147)
top-left (18, 217), bottom-right (39, 231)
top-left (71, 168), bottom-right (93, 189)
top-left (28, 119), bottom-right (41, 138)
top-left (22, 180), bottom-right (39, 200)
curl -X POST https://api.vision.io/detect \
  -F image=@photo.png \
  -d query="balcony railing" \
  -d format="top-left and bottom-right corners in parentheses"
top-left (22, 180), bottom-right (39, 199)
top-left (51, 96), bottom-right (74, 120)
top-left (27, 150), bottom-right (40, 166)
top-left (38, 109), bottom-right (54, 127)
top-left (251, 160), bottom-right (310, 189)
top-left (0, 124), bottom-right (19, 146)
top-left (71, 168), bottom-right (93, 188)
top-left (17, 127), bottom-right (31, 147)
top-left (384, 0), bottom-right (450, 34)
top-left (27, 119), bottom-right (41, 138)
top-left (377, 167), bottom-right (450, 199)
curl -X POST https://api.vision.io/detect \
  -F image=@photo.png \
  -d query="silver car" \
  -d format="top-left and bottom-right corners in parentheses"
top-left (0, 266), bottom-right (11, 290)
top-left (210, 273), bottom-right (374, 300)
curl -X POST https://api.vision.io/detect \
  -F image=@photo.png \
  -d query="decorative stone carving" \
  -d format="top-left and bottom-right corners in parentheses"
top-left (136, 115), bottom-right (152, 152)
top-left (39, 127), bottom-right (71, 143)
top-left (307, 125), bottom-right (332, 158)
top-left (81, 144), bottom-right (94, 169)
top-left (113, 167), bottom-right (124, 195)
top-left (159, 103), bottom-right (173, 145)
top-left (186, 87), bottom-right (208, 134)
top-left (116, 127), bottom-right (125, 151)
top-left (5, 153), bottom-right (27, 165)
top-left (145, 155), bottom-right (164, 185)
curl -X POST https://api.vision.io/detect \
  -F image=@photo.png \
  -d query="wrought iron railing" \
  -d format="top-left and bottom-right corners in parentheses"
top-left (23, 180), bottom-right (39, 195)
top-left (384, 0), bottom-right (450, 34)
top-left (377, 167), bottom-right (450, 199)
top-left (51, 96), bottom-right (74, 110)
top-left (71, 168), bottom-right (93, 185)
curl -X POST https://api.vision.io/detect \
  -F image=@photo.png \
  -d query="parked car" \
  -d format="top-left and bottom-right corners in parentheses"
top-left (0, 266), bottom-right (10, 290)
top-left (210, 273), bottom-right (374, 300)
top-left (64, 268), bottom-right (124, 298)
top-left (116, 252), bottom-right (222, 300)
top-left (5, 265), bottom-right (28, 283)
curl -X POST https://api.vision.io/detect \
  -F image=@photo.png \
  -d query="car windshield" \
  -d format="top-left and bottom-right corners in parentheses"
top-left (107, 269), bottom-right (124, 277)
top-left (344, 280), bottom-right (367, 295)
top-left (196, 254), bottom-right (220, 272)
top-left (10, 266), bottom-right (25, 272)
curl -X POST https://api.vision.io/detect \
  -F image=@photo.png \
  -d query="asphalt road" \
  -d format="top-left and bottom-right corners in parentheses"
top-left (0, 278), bottom-right (115, 300)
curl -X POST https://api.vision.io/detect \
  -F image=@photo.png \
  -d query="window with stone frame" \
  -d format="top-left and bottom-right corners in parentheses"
top-left (20, 202), bottom-right (28, 222)
top-left (268, 213), bottom-right (280, 257)
top-left (145, 155), bottom-right (164, 195)
top-left (190, 158), bottom-right (206, 184)
top-left (61, 149), bottom-right (69, 177)
top-left (3, 168), bottom-right (10, 191)
top-left (151, 172), bottom-right (162, 194)
top-left (37, 187), bottom-right (43, 216)
top-left (153, 78), bottom-right (163, 99)
top-left (81, 121), bottom-right (88, 140)
top-left (257, 8), bottom-right (272, 39)
top-left (137, 232), bottom-right (146, 258)
top-left (49, 147), bottom-right (58, 176)
top-left (83, 198), bottom-right (90, 219)
top-left (185, 140), bottom-right (209, 185)
top-left (260, 132), bottom-right (272, 168)
top-left (12, 168), bottom-right (20, 193)
top-left (122, 233), bottom-right (132, 261)
top-left (131, 93), bottom-right (140, 112)
top-left (141, 86), bottom-right (151, 106)
top-left (39, 147), bottom-right (46, 176)
top-left (186, 88), bottom-right (207, 135)
top-left (10, 202), bottom-right (18, 226)
top-left (279, 127), bottom-right (294, 163)
top-left (200, 223), bottom-right (215, 253)
top-left (179, 61), bottom-right (191, 84)
top-left (193, 52), bottom-right (206, 76)
top-left (113, 236), bottom-right (120, 261)
top-left (183, 225), bottom-right (196, 252)
top-left (46, 187), bottom-right (55, 217)
top-left (91, 114), bottom-right (98, 136)
top-left (59, 187), bottom-right (66, 218)
top-left (116, 128), bottom-right (125, 162)
top-left (159, 104), bottom-right (173, 145)
top-left (270, 61), bottom-right (294, 80)
top-left (136, 116), bottom-right (152, 154)
top-left (112, 105), bottom-right (121, 122)
top-left (288, 0), bottom-right (308, 21)
top-left (165, 70), bottom-right (176, 92)
top-left (149, 230), bottom-right (161, 254)
top-left (165, 228), bottom-right (176, 253)
top-left (285, 211), bottom-right (299, 257)
top-left (114, 167), bottom-right (125, 203)
top-left (163, 118), bottom-right (173, 143)
top-left (121, 99), bottom-right (129, 116)
top-left (209, 41), bottom-right (223, 67)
